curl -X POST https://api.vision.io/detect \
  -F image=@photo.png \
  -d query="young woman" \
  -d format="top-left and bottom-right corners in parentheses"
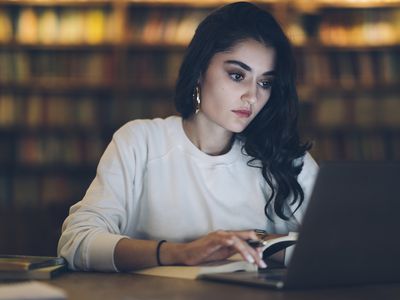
top-left (58, 1), bottom-right (318, 272)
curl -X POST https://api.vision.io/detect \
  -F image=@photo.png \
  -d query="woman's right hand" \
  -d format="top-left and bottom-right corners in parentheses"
top-left (176, 230), bottom-right (267, 268)
top-left (115, 230), bottom-right (267, 272)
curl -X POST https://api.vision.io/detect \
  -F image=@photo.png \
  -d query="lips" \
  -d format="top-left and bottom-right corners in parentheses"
top-left (232, 109), bottom-right (251, 118)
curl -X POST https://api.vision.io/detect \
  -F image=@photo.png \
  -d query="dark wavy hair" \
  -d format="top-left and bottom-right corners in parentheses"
top-left (174, 2), bottom-right (311, 220)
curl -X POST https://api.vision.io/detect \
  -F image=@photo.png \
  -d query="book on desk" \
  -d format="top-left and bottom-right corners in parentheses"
top-left (0, 255), bottom-right (67, 280)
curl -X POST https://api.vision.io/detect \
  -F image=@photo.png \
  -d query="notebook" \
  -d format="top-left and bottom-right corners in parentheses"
top-left (201, 162), bottom-right (400, 289)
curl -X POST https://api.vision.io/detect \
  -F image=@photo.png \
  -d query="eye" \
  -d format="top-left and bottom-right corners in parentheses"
top-left (258, 80), bottom-right (273, 90)
top-left (229, 72), bottom-right (244, 82)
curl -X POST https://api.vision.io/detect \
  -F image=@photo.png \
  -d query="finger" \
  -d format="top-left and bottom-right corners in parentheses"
top-left (202, 231), bottom-right (237, 257)
top-left (231, 236), bottom-right (267, 268)
top-left (222, 231), bottom-right (267, 268)
top-left (247, 244), bottom-right (267, 268)
top-left (199, 232), bottom-right (267, 267)
top-left (209, 231), bottom-right (263, 263)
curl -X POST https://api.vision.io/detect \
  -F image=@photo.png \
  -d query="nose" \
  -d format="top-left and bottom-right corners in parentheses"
top-left (241, 83), bottom-right (257, 105)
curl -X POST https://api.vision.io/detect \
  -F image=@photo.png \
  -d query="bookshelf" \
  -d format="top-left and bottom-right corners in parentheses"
top-left (292, 2), bottom-right (400, 162)
top-left (0, 0), bottom-right (399, 255)
top-left (0, 0), bottom-right (120, 255)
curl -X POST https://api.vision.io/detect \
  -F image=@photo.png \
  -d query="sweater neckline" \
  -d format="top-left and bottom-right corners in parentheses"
top-left (174, 116), bottom-right (242, 165)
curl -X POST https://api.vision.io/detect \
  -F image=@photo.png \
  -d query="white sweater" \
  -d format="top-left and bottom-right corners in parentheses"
top-left (58, 116), bottom-right (318, 271)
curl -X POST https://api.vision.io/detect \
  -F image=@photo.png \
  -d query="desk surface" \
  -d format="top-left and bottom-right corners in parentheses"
top-left (48, 271), bottom-right (400, 300)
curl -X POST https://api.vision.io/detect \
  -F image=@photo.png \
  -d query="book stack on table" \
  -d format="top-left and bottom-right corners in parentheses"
top-left (0, 255), bottom-right (66, 280)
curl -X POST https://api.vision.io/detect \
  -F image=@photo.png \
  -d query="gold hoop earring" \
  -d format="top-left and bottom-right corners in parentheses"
top-left (193, 86), bottom-right (200, 114)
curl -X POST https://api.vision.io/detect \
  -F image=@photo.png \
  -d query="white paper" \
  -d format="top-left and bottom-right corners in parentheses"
top-left (0, 281), bottom-right (66, 299)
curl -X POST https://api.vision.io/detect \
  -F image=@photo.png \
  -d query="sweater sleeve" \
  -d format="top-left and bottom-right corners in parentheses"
top-left (57, 122), bottom-right (145, 271)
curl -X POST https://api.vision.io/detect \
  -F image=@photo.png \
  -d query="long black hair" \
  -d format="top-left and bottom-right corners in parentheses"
top-left (174, 2), bottom-right (311, 220)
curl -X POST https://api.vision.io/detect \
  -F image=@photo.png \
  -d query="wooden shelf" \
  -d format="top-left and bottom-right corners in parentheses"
top-left (0, 126), bottom-right (114, 135)
top-left (124, 43), bottom-right (187, 51)
top-left (295, 43), bottom-right (400, 52)
top-left (0, 42), bottom-right (117, 51)
top-left (2, 0), bottom-right (399, 9)
top-left (0, 0), bottom-right (115, 7)
top-left (127, 0), bottom-right (400, 8)
top-left (3, 42), bottom-right (399, 52)
top-left (0, 80), bottom-right (116, 92)
top-left (292, 0), bottom-right (400, 11)
top-left (0, 163), bottom-right (97, 175)
top-left (313, 0), bottom-right (400, 9)
top-left (309, 126), bottom-right (400, 135)
top-left (311, 84), bottom-right (400, 94)
top-left (125, 0), bottom-right (280, 8)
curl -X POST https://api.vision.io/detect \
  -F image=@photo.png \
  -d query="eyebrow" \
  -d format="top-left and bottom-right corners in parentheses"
top-left (224, 60), bottom-right (275, 76)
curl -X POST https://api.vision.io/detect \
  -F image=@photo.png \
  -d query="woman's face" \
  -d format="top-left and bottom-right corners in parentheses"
top-left (199, 38), bottom-right (276, 133)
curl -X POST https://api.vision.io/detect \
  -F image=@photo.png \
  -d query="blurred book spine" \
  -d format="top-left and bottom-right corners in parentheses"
top-left (0, 93), bottom-right (105, 129)
top-left (16, 135), bottom-right (104, 167)
top-left (0, 8), bottom-right (13, 43)
top-left (312, 132), bottom-right (396, 162)
top-left (9, 174), bottom-right (91, 209)
top-left (127, 6), bottom-right (208, 45)
top-left (8, 6), bottom-right (114, 45)
top-left (298, 49), bottom-right (399, 90)
top-left (0, 50), bottom-right (115, 85)
top-left (318, 8), bottom-right (400, 47)
top-left (315, 93), bottom-right (400, 129)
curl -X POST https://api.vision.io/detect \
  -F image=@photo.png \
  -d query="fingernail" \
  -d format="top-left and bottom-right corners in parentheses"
top-left (246, 254), bottom-right (255, 264)
top-left (260, 260), bottom-right (267, 268)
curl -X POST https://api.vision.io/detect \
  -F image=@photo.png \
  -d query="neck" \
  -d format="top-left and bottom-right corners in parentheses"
top-left (182, 114), bottom-right (234, 156)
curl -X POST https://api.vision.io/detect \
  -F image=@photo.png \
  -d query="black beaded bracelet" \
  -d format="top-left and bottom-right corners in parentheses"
top-left (156, 240), bottom-right (167, 266)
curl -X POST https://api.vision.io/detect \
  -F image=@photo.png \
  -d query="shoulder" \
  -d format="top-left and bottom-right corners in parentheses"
top-left (114, 116), bottom-right (179, 142)
top-left (112, 116), bottom-right (181, 158)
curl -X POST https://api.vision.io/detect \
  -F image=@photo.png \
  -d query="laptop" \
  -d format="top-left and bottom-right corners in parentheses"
top-left (201, 162), bottom-right (400, 289)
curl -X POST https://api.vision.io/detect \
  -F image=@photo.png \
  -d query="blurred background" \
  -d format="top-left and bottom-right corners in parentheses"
top-left (0, 0), bottom-right (399, 256)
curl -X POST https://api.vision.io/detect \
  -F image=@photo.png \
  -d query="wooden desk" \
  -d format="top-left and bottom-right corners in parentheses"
top-left (49, 271), bottom-right (400, 300)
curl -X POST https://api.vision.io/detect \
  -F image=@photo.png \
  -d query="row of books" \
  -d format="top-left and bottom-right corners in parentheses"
top-left (0, 50), bottom-right (181, 87)
top-left (0, 5), bottom-right (206, 46)
top-left (297, 50), bottom-right (399, 88)
top-left (1, 5), bottom-right (399, 47)
top-left (312, 132), bottom-right (400, 162)
top-left (137, 98), bottom-right (177, 119)
top-left (127, 7), bottom-right (208, 46)
top-left (0, 6), bottom-right (115, 45)
top-left (0, 51), bottom-right (115, 84)
top-left (0, 173), bottom-right (92, 209)
top-left (314, 93), bottom-right (400, 128)
top-left (12, 135), bottom-right (105, 166)
top-left (0, 94), bottom-right (103, 128)
top-left (0, 93), bottom-right (176, 128)
top-left (124, 51), bottom-right (182, 88)
top-left (318, 9), bottom-right (400, 47)
top-left (1, 49), bottom-right (397, 90)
